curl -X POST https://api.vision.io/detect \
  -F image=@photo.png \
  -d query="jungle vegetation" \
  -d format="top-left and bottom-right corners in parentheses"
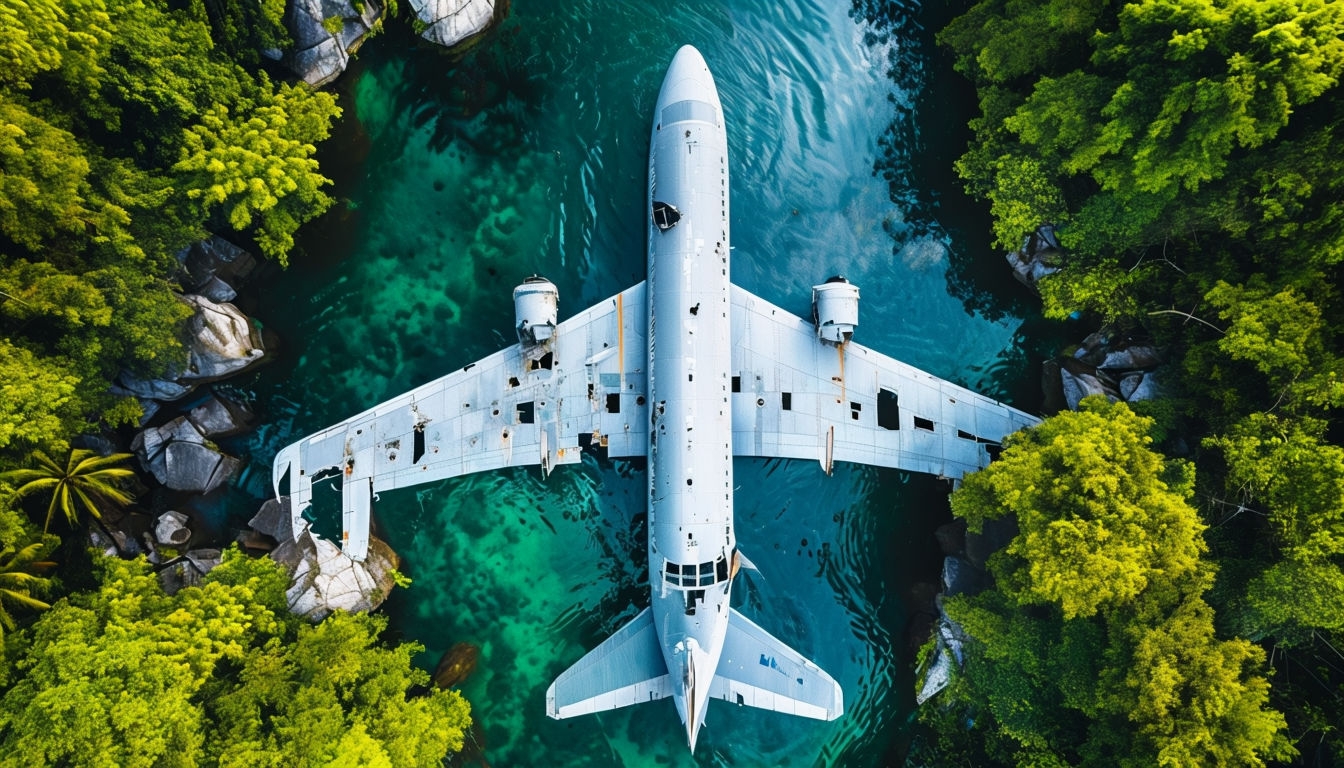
top-left (918, 0), bottom-right (1344, 765)
top-left (0, 0), bottom-right (473, 764)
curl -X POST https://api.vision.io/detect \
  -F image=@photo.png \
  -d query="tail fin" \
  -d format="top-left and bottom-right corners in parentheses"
top-left (708, 608), bottom-right (843, 720)
top-left (546, 607), bottom-right (672, 719)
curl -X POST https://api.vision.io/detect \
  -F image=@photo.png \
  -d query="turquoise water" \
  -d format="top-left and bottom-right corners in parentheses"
top-left (236, 1), bottom-right (1041, 764)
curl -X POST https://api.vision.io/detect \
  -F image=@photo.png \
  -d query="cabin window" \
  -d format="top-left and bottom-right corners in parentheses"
top-left (781, 392), bottom-right (792, 410)
top-left (606, 393), bottom-right (621, 414)
top-left (878, 388), bottom-right (900, 430)
top-left (731, 375), bottom-right (741, 393)
top-left (914, 416), bottom-right (935, 431)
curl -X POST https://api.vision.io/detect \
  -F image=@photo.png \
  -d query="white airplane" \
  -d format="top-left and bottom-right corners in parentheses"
top-left (271, 45), bottom-right (1038, 753)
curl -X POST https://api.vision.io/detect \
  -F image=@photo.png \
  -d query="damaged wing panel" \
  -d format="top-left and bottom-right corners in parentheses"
top-left (728, 285), bottom-right (1038, 479)
top-left (273, 282), bottom-right (650, 560)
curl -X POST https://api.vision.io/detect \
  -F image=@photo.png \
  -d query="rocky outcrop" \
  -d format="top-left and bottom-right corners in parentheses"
top-left (409, 0), bottom-right (500, 49)
top-left (285, 0), bottom-right (383, 87)
top-left (111, 294), bottom-right (266, 406)
top-left (1006, 224), bottom-right (1061, 291)
top-left (132, 416), bottom-right (242, 494)
top-left (255, 496), bottom-right (401, 621)
top-left (177, 236), bottom-right (257, 302)
top-left (187, 391), bottom-right (256, 439)
top-left (1043, 330), bottom-right (1167, 413)
top-left (180, 295), bottom-right (266, 381)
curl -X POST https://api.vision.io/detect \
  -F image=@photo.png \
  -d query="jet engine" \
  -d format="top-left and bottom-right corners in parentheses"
top-left (514, 276), bottom-right (559, 345)
top-left (812, 276), bottom-right (859, 346)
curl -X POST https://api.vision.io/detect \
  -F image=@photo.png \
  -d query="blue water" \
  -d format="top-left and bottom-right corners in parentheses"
top-left (235, 1), bottom-right (1039, 764)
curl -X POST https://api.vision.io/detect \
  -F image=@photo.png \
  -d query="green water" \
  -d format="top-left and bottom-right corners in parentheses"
top-left (235, 1), bottom-right (1044, 764)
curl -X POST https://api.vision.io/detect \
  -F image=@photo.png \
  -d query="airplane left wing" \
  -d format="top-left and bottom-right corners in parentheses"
top-left (272, 282), bottom-right (649, 560)
top-left (729, 285), bottom-right (1038, 479)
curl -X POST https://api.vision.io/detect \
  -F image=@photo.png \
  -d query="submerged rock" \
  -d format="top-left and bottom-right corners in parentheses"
top-left (433, 642), bottom-right (481, 689)
top-left (285, 0), bottom-right (383, 86)
top-left (409, 0), bottom-right (500, 49)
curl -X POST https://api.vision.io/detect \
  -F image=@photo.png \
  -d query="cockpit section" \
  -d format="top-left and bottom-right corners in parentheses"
top-left (664, 555), bottom-right (730, 589)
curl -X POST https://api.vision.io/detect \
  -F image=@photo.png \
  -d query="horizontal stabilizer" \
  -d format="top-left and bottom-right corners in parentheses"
top-left (547, 607), bottom-right (671, 719)
top-left (708, 608), bottom-right (843, 720)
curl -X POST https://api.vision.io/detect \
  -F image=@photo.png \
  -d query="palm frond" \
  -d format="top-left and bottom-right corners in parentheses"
top-left (70, 452), bottom-right (136, 474)
top-left (0, 589), bottom-right (52, 612)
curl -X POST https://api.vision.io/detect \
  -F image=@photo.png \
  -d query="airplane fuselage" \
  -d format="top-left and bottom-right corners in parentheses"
top-left (646, 46), bottom-right (734, 750)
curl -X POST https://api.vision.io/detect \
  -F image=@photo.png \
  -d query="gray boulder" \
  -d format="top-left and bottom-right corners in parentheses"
top-left (112, 371), bottom-right (193, 402)
top-left (1006, 224), bottom-right (1062, 291)
top-left (941, 555), bottom-right (983, 597)
top-left (178, 236), bottom-right (256, 296)
top-left (1100, 345), bottom-right (1162, 372)
top-left (187, 391), bottom-right (255, 439)
top-left (179, 295), bottom-right (266, 382)
top-left (1060, 367), bottom-right (1119, 411)
top-left (250, 495), bottom-right (295, 543)
top-left (271, 528), bottom-right (401, 621)
top-left (409, 0), bottom-right (498, 49)
top-left (154, 510), bottom-right (192, 547)
top-left (158, 548), bottom-right (224, 594)
top-left (133, 416), bottom-right (242, 494)
top-left (286, 0), bottom-right (383, 87)
top-left (1126, 369), bottom-right (1165, 402)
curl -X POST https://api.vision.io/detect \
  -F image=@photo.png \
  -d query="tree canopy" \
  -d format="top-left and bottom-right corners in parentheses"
top-left (0, 552), bottom-right (470, 767)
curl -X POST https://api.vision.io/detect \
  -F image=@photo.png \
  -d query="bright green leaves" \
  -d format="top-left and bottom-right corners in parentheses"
top-left (1206, 279), bottom-right (1324, 382)
top-left (201, 612), bottom-right (470, 767)
top-left (175, 82), bottom-right (340, 264)
top-left (938, 401), bottom-right (1291, 765)
top-left (954, 398), bottom-right (1204, 618)
top-left (0, 552), bottom-right (469, 767)
top-left (0, 449), bottom-right (135, 532)
top-left (0, 341), bottom-right (80, 458)
top-left (1120, 594), bottom-right (1292, 767)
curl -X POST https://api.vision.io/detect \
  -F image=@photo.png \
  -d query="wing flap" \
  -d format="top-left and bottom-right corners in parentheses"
top-left (709, 608), bottom-right (843, 721)
top-left (547, 607), bottom-right (671, 719)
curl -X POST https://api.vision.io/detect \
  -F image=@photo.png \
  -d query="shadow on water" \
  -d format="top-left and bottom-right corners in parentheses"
top-left (853, 0), bottom-right (1041, 327)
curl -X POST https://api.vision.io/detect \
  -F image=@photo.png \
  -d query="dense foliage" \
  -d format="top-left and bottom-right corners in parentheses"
top-left (0, 0), bottom-right (339, 466)
top-left (928, 400), bottom-right (1290, 766)
top-left (0, 551), bottom-right (471, 767)
top-left (925, 0), bottom-right (1344, 764)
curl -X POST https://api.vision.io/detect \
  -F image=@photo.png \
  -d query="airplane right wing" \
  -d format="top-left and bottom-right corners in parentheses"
top-left (708, 608), bottom-right (843, 720)
top-left (272, 282), bottom-right (649, 560)
top-left (728, 285), bottom-right (1039, 479)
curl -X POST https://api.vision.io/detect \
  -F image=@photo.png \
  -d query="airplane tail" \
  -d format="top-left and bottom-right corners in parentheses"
top-left (546, 607), bottom-right (671, 719)
top-left (547, 606), bottom-right (842, 723)
top-left (709, 608), bottom-right (843, 720)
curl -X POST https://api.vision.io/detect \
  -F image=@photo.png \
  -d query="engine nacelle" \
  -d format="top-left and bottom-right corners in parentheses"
top-left (812, 276), bottom-right (859, 346)
top-left (514, 276), bottom-right (559, 346)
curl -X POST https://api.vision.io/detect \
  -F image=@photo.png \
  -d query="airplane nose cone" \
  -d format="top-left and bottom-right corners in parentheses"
top-left (657, 45), bottom-right (720, 115)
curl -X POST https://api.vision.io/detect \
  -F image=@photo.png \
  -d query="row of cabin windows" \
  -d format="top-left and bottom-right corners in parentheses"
top-left (665, 556), bottom-right (729, 588)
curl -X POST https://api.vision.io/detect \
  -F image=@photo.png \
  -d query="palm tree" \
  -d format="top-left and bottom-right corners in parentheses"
top-left (0, 540), bottom-right (55, 639)
top-left (0, 450), bottom-right (136, 532)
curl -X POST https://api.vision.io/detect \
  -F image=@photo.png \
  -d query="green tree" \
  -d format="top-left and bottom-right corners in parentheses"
top-left (0, 552), bottom-right (470, 767)
top-left (0, 450), bottom-right (134, 532)
top-left (952, 397), bottom-right (1205, 618)
top-left (0, 491), bottom-right (57, 650)
top-left (174, 81), bottom-right (341, 264)
top-left (0, 339), bottom-right (81, 460)
top-left (930, 401), bottom-right (1291, 766)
